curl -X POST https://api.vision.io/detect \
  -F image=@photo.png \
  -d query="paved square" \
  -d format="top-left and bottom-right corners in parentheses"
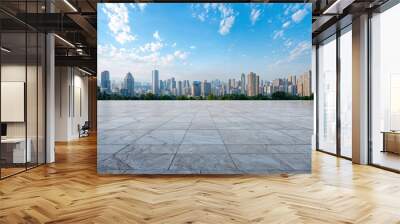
top-left (98, 101), bottom-right (313, 174)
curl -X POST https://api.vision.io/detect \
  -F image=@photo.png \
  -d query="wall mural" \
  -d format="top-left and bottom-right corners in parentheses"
top-left (97, 3), bottom-right (313, 174)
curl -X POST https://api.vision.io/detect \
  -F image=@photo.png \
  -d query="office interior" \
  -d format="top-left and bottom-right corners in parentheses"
top-left (0, 0), bottom-right (97, 179)
top-left (0, 0), bottom-right (400, 180)
top-left (314, 1), bottom-right (400, 172)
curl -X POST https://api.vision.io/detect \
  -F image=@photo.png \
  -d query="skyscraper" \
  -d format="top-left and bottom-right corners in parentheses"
top-left (152, 70), bottom-right (160, 95)
top-left (171, 77), bottom-right (176, 90)
top-left (100, 70), bottom-right (111, 93)
top-left (121, 72), bottom-right (134, 97)
top-left (247, 72), bottom-right (257, 96)
top-left (192, 81), bottom-right (201, 97)
top-left (201, 80), bottom-right (211, 97)
top-left (272, 78), bottom-right (283, 93)
top-left (288, 75), bottom-right (297, 95)
top-left (228, 79), bottom-right (232, 94)
top-left (297, 71), bottom-right (312, 97)
top-left (288, 75), bottom-right (296, 86)
top-left (241, 73), bottom-right (246, 94)
top-left (304, 70), bottom-right (312, 96)
top-left (177, 81), bottom-right (183, 96)
top-left (255, 75), bottom-right (260, 96)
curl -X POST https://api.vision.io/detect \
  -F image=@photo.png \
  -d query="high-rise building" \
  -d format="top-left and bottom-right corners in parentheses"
top-left (288, 75), bottom-right (296, 86)
top-left (241, 73), bottom-right (246, 94)
top-left (121, 72), bottom-right (135, 97)
top-left (296, 71), bottom-right (312, 97)
top-left (171, 77), bottom-right (176, 90)
top-left (192, 81), bottom-right (201, 97)
top-left (288, 84), bottom-right (296, 96)
top-left (177, 81), bottom-right (183, 96)
top-left (152, 70), bottom-right (160, 95)
top-left (247, 72), bottom-right (257, 96)
top-left (304, 70), bottom-right (312, 96)
top-left (100, 70), bottom-right (111, 93)
top-left (159, 80), bottom-right (164, 93)
top-left (201, 80), bottom-right (211, 97)
top-left (111, 80), bottom-right (120, 93)
top-left (227, 79), bottom-right (232, 94)
top-left (183, 80), bottom-right (191, 96)
top-left (272, 78), bottom-right (284, 93)
top-left (255, 75), bottom-right (260, 96)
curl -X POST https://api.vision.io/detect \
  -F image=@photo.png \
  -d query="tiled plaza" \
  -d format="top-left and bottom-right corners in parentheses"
top-left (98, 101), bottom-right (313, 174)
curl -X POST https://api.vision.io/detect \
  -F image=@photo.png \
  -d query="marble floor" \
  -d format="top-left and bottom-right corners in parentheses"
top-left (97, 101), bottom-right (313, 174)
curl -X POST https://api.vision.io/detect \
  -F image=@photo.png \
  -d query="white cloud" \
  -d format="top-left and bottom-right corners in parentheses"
top-left (192, 3), bottom-right (236, 36)
top-left (197, 13), bottom-right (206, 22)
top-left (273, 30), bottom-right (284, 40)
top-left (273, 41), bottom-right (310, 65)
top-left (102, 4), bottom-right (135, 44)
top-left (129, 3), bottom-right (147, 11)
top-left (139, 41), bottom-right (163, 53)
top-left (217, 4), bottom-right (236, 36)
top-left (161, 54), bottom-right (175, 65)
top-left (137, 3), bottom-right (147, 11)
top-left (153, 31), bottom-right (161, 41)
top-left (171, 42), bottom-right (177, 48)
top-left (217, 4), bottom-right (234, 17)
top-left (288, 41), bottom-right (310, 61)
top-left (190, 45), bottom-right (196, 49)
top-left (219, 15), bottom-right (235, 35)
top-left (174, 50), bottom-right (189, 60)
top-left (284, 4), bottom-right (300, 15)
top-left (98, 44), bottom-right (190, 73)
top-left (292, 8), bottom-right (308, 23)
top-left (160, 50), bottom-right (189, 65)
top-left (284, 39), bottom-right (293, 47)
top-left (250, 8), bottom-right (261, 25)
top-left (282, 21), bottom-right (291, 28)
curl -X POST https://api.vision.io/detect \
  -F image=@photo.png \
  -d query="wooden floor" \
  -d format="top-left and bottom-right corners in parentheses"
top-left (1, 135), bottom-right (400, 223)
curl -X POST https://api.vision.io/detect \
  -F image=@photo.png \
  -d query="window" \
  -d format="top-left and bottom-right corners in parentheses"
top-left (370, 3), bottom-right (400, 171)
top-left (317, 35), bottom-right (337, 154)
top-left (340, 27), bottom-right (352, 158)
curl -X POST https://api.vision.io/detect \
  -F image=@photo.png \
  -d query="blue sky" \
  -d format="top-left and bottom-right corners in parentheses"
top-left (98, 3), bottom-right (311, 83)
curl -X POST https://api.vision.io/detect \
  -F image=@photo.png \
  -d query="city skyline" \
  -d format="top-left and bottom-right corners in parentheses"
top-left (98, 3), bottom-right (312, 82)
top-left (99, 69), bottom-right (312, 98)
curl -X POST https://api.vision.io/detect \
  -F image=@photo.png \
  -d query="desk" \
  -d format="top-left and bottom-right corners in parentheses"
top-left (381, 131), bottom-right (400, 154)
top-left (1, 138), bottom-right (31, 163)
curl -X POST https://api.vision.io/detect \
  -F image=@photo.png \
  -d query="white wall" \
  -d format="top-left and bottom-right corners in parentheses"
top-left (1, 63), bottom-right (46, 164)
top-left (55, 67), bottom-right (89, 141)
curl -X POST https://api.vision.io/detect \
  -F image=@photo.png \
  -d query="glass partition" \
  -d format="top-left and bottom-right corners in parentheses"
top-left (0, 1), bottom-right (46, 179)
top-left (1, 31), bottom-right (28, 177)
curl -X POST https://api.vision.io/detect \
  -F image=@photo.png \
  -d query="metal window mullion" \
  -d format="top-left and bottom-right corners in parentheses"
top-left (316, 45), bottom-right (320, 150)
top-left (25, 0), bottom-right (28, 171)
top-left (367, 11), bottom-right (373, 165)
top-left (336, 28), bottom-right (341, 157)
top-left (36, 0), bottom-right (39, 167)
